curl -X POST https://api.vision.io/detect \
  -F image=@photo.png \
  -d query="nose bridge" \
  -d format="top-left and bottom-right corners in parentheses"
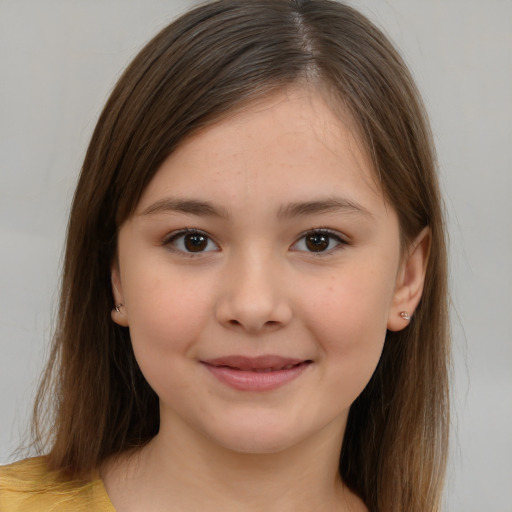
top-left (215, 244), bottom-right (292, 332)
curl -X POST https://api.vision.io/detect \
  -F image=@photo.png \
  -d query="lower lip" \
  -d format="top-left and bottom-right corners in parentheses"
top-left (202, 362), bottom-right (311, 392)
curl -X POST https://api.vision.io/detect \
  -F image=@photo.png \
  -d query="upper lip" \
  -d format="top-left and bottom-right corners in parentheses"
top-left (201, 355), bottom-right (310, 371)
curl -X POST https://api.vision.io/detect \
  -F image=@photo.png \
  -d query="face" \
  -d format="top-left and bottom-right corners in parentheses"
top-left (112, 87), bottom-right (418, 455)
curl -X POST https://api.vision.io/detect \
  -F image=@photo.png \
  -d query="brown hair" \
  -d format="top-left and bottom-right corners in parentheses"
top-left (32, 1), bottom-right (450, 510)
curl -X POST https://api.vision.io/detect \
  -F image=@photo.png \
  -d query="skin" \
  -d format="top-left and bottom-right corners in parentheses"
top-left (106, 86), bottom-right (429, 512)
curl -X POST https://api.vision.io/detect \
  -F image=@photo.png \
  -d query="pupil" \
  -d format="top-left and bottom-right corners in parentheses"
top-left (184, 233), bottom-right (207, 252)
top-left (306, 234), bottom-right (329, 252)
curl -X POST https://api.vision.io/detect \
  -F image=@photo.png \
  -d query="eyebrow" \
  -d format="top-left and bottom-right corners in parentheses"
top-left (139, 196), bottom-right (373, 220)
top-left (277, 197), bottom-right (373, 220)
top-left (139, 198), bottom-right (229, 218)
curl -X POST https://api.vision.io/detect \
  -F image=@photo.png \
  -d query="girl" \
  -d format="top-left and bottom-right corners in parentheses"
top-left (0, 1), bottom-right (450, 511)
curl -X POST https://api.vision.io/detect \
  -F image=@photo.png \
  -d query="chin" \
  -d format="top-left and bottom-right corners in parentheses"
top-left (201, 415), bottom-right (319, 456)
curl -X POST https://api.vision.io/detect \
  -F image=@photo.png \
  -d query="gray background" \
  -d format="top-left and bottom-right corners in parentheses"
top-left (1, 1), bottom-right (511, 511)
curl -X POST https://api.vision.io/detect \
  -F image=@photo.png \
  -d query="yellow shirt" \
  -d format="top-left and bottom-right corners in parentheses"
top-left (0, 457), bottom-right (116, 511)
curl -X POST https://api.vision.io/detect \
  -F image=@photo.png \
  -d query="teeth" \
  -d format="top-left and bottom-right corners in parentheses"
top-left (282, 364), bottom-right (295, 370)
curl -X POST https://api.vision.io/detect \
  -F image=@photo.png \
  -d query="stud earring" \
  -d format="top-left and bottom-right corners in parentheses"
top-left (399, 311), bottom-right (411, 321)
top-left (114, 303), bottom-right (124, 313)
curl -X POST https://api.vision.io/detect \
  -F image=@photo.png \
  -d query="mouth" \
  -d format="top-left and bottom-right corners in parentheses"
top-left (200, 355), bottom-right (312, 391)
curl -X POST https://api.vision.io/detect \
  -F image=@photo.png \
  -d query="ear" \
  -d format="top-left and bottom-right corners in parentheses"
top-left (387, 227), bottom-right (430, 332)
top-left (111, 263), bottom-right (129, 327)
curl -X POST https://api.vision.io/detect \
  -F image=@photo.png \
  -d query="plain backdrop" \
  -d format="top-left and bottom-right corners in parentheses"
top-left (1, 1), bottom-right (511, 511)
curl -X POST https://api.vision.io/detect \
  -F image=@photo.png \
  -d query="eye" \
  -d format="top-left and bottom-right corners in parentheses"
top-left (164, 229), bottom-right (219, 254)
top-left (291, 229), bottom-right (347, 253)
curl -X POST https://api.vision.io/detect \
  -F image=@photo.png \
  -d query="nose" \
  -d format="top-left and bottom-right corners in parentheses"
top-left (215, 252), bottom-right (293, 334)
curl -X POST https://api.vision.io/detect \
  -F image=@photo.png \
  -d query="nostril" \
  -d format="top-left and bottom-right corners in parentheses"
top-left (226, 319), bottom-right (279, 329)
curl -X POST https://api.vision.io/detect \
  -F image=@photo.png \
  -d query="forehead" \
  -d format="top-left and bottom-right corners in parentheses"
top-left (137, 86), bottom-right (385, 214)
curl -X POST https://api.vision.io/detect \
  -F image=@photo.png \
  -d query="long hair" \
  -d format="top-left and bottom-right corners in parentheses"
top-left (32, 1), bottom-right (450, 510)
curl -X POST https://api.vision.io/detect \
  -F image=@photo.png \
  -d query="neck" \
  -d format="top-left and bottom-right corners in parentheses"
top-left (102, 413), bottom-right (365, 512)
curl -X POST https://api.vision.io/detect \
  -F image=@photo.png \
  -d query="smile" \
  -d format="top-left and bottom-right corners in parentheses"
top-left (201, 356), bottom-right (312, 392)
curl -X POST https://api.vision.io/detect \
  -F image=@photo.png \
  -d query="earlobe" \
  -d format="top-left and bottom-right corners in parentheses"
top-left (111, 265), bottom-right (129, 327)
top-left (387, 227), bottom-right (430, 332)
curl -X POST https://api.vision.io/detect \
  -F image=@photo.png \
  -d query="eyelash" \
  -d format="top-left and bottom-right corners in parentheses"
top-left (163, 228), bottom-right (220, 256)
top-left (291, 228), bottom-right (349, 254)
top-left (163, 228), bottom-right (349, 256)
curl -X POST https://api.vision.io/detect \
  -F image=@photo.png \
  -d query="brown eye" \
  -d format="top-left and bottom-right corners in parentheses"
top-left (291, 229), bottom-right (346, 254)
top-left (184, 233), bottom-right (208, 252)
top-left (166, 230), bottom-right (219, 254)
top-left (305, 234), bottom-right (330, 252)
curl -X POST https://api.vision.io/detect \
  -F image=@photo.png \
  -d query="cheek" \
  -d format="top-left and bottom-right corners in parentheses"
top-left (301, 264), bottom-right (395, 391)
top-left (126, 293), bottom-right (207, 399)
top-left (309, 265), bottom-right (394, 336)
top-left (122, 266), bottom-right (213, 377)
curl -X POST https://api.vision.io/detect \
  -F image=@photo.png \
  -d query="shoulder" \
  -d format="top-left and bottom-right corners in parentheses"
top-left (0, 456), bottom-right (115, 512)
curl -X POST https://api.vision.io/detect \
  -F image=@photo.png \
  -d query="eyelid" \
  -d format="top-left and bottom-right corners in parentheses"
top-left (290, 228), bottom-right (350, 254)
top-left (163, 228), bottom-right (220, 254)
top-left (161, 227), bottom-right (348, 255)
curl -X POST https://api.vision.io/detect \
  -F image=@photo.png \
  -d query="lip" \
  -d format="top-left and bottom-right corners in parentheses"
top-left (201, 355), bottom-right (312, 392)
